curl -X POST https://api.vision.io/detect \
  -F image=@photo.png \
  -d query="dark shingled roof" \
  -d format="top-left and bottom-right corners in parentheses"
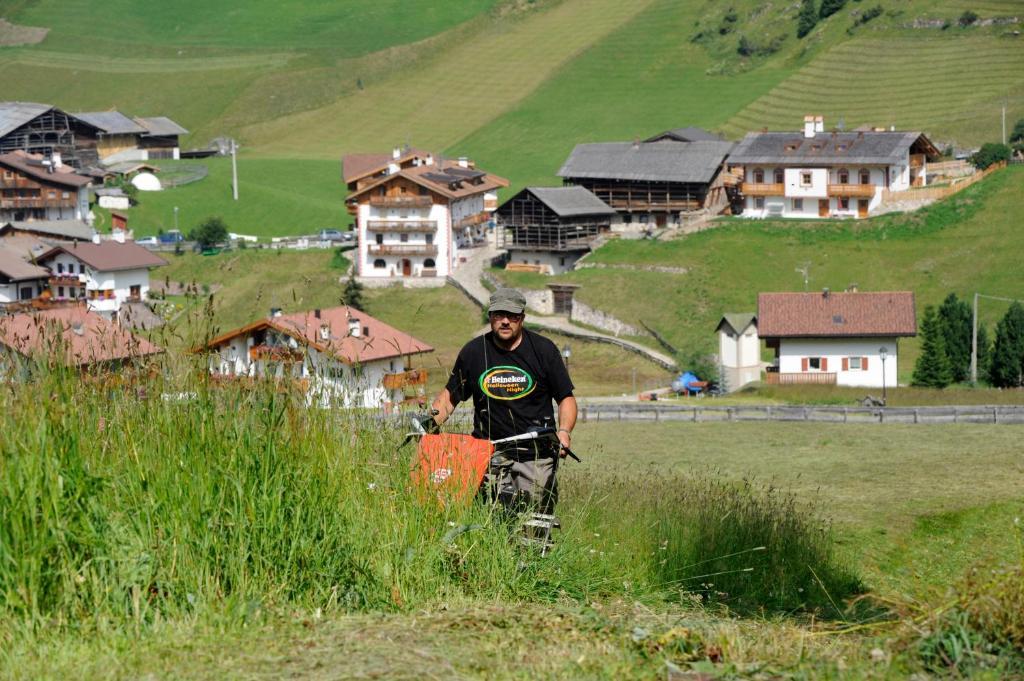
top-left (729, 131), bottom-right (931, 165)
top-left (716, 313), bottom-right (757, 336)
top-left (0, 151), bottom-right (93, 188)
top-left (525, 187), bottom-right (616, 218)
top-left (644, 127), bottom-right (723, 143)
top-left (0, 101), bottom-right (53, 138)
top-left (758, 292), bottom-right (917, 338)
top-left (3, 219), bottom-right (95, 241)
top-left (558, 140), bottom-right (734, 183)
top-left (133, 116), bottom-right (189, 137)
top-left (0, 247), bottom-right (49, 281)
top-left (71, 111), bottom-right (147, 135)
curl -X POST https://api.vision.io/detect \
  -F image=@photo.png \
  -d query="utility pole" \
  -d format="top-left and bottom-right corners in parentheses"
top-left (1002, 100), bottom-right (1007, 146)
top-left (795, 263), bottom-right (810, 291)
top-left (971, 292), bottom-right (1023, 384)
top-left (231, 138), bottom-right (239, 201)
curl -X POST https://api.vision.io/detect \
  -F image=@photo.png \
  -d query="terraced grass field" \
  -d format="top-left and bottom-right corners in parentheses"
top-left (725, 33), bottom-right (1024, 145)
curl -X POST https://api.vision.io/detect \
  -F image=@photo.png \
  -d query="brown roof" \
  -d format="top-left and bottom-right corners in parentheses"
top-left (41, 241), bottom-right (167, 272)
top-left (342, 148), bottom-right (430, 184)
top-left (758, 291), bottom-right (917, 338)
top-left (347, 160), bottom-right (509, 202)
top-left (0, 306), bottom-right (163, 366)
top-left (0, 151), bottom-right (92, 188)
top-left (0, 246), bottom-right (49, 281)
top-left (204, 305), bottom-right (433, 365)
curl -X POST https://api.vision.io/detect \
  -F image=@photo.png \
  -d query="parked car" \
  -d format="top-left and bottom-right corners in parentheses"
top-left (158, 229), bottom-right (184, 244)
top-left (319, 229), bottom-right (344, 241)
top-left (135, 236), bottom-right (158, 246)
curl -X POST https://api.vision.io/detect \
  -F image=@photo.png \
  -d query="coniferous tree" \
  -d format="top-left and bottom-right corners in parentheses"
top-left (912, 305), bottom-right (953, 388)
top-left (797, 0), bottom-right (818, 37)
top-left (342, 272), bottom-right (365, 311)
top-left (819, 0), bottom-right (846, 19)
top-left (938, 293), bottom-right (972, 382)
top-left (976, 323), bottom-right (992, 383)
top-left (989, 302), bottom-right (1024, 387)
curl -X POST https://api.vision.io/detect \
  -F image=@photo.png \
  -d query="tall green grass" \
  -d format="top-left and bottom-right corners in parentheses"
top-left (0, 352), bottom-right (860, 648)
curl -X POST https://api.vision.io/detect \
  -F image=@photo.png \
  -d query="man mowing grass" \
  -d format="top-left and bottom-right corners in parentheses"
top-left (426, 288), bottom-right (577, 517)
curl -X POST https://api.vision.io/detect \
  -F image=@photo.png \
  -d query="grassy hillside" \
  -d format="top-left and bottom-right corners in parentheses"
top-left (110, 158), bottom-right (348, 237)
top-left (493, 166), bottom-right (1024, 382)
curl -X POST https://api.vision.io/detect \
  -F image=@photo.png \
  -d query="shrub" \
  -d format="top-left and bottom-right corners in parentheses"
top-left (853, 4), bottom-right (883, 27)
top-left (189, 216), bottom-right (229, 249)
top-left (737, 33), bottom-right (786, 57)
top-left (958, 10), bottom-right (979, 26)
top-left (797, 0), bottom-right (818, 37)
top-left (970, 143), bottom-right (1011, 170)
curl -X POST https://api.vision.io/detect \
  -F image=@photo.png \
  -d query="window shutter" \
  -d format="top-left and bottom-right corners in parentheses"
top-left (842, 357), bottom-right (849, 371)
top-left (801, 357), bottom-right (809, 372)
top-left (862, 356), bottom-right (868, 370)
top-left (821, 357), bottom-right (828, 372)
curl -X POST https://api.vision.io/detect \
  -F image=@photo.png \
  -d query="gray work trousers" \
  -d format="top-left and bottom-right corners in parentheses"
top-left (482, 450), bottom-right (559, 515)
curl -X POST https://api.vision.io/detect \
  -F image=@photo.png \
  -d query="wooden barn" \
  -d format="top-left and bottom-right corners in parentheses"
top-left (496, 186), bottom-right (615, 275)
top-left (557, 128), bottom-right (734, 228)
top-left (0, 102), bottom-right (102, 169)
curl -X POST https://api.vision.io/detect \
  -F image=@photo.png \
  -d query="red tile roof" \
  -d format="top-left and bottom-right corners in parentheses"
top-left (0, 306), bottom-right (163, 366)
top-left (41, 240), bottom-right (167, 272)
top-left (758, 291), bottom-right (917, 338)
top-left (204, 305), bottom-right (433, 365)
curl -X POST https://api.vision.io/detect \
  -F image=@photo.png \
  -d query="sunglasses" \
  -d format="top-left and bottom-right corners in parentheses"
top-left (489, 311), bottom-right (524, 322)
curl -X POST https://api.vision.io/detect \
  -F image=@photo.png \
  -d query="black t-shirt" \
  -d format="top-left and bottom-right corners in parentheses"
top-left (446, 329), bottom-right (574, 441)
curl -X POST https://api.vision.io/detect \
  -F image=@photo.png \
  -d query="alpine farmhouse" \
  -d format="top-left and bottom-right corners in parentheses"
top-left (343, 148), bottom-right (507, 280)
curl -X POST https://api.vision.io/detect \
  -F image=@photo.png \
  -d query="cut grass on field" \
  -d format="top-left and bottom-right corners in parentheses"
top-left (572, 421), bottom-right (1024, 596)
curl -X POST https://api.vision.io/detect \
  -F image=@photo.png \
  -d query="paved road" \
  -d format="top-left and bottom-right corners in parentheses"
top-left (449, 241), bottom-right (678, 371)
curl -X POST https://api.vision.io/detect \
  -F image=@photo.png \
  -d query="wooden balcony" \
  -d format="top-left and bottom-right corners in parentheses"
top-left (368, 243), bottom-right (438, 256)
top-left (249, 345), bottom-right (304, 362)
top-left (368, 195), bottom-right (433, 208)
top-left (909, 153), bottom-right (926, 168)
top-left (1, 197), bottom-right (75, 209)
top-left (827, 184), bottom-right (876, 198)
top-left (382, 368), bottom-right (428, 390)
top-left (740, 182), bottom-right (785, 196)
top-left (455, 211), bottom-right (491, 228)
top-left (764, 372), bottom-right (837, 385)
top-left (367, 220), bottom-right (437, 232)
top-left (48, 275), bottom-right (82, 286)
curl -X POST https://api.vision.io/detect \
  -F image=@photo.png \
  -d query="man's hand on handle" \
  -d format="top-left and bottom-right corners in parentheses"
top-left (556, 428), bottom-right (572, 459)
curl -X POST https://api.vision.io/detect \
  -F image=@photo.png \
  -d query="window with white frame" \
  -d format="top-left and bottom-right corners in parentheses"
top-left (849, 357), bottom-right (862, 370)
top-left (808, 357), bottom-right (822, 370)
top-left (793, 198), bottom-right (803, 211)
top-left (801, 172), bottom-right (812, 186)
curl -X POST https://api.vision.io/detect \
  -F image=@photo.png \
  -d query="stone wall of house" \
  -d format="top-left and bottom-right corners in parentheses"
top-left (570, 299), bottom-right (641, 337)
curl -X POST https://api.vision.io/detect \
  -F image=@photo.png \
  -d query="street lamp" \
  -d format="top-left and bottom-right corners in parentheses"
top-left (878, 346), bottom-right (889, 405)
top-left (562, 344), bottom-right (571, 369)
top-left (173, 206), bottom-right (179, 233)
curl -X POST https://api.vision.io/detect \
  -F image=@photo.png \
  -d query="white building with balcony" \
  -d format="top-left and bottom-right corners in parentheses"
top-left (343, 148), bottom-right (507, 280)
top-left (758, 290), bottom-right (917, 388)
top-left (730, 116), bottom-right (939, 219)
top-left (202, 305), bottom-right (434, 409)
top-left (37, 237), bottom-right (166, 316)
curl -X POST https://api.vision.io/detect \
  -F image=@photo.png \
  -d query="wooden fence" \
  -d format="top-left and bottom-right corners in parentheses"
top-left (575, 403), bottom-right (1024, 425)
top-left (764, 372), bottom-right (836, 385)
top-left (882, 161), bottom-right (1006, 204)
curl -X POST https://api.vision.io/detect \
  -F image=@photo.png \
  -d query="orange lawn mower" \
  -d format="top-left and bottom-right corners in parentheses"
top-left (403, 412), bottom-right (580, 555)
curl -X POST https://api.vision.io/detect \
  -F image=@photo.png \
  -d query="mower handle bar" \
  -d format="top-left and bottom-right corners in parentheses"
top-left (404, 417), bottom-right (580, 462)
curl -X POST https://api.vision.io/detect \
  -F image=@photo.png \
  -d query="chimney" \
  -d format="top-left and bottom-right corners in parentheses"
top-left (314, 308), bottom-right (321, 319)
top-left (822, 287), bottom-right (830, 298)
top-left (270, 307), bottom-right (282, 318)
top-left (52, 152), bottom-right (62, 168)
top-left (363, 325), bottom-right (370, 337)
top-left (889, 124), bottom-right (896, 132)
top-left (846, 283), bottom-right (859, 293)
top-left (319, 323), bottom-right (330, 341)
top-left (425, 153), bottom-right (434, 166)
top-left (457, 156), bottom-right (469, 168)
top-left (348, 318), bottom-right (361, 337)
top-left (815, 116), bottom-right (824, 133)
top-left (91, 233), bottom-right (101, 244)
top-left (803, 115), bottom-right (815, 138)
top-left (112, 229), bottom-right (125, 243)
top-left (392, 147), bottom-right (401, 160)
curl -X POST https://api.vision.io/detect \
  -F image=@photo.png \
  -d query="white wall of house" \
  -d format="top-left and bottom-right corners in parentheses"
top-left (358, 202), bottom-right (453, 279)
top-left (719, 324), bottom-right (761, 390)
top-left (742, 162), bottom-right (911, 219)
top-left (0, 279), bottom-right (47, 303)
top-left (45, 253), bottom-right (151, 312)
top-left (98, 195), bottom-right (131, 210)
top-left (507, 249), bottom-right (585, 275)
top-left (210, 331), bottom-right (409, 408)
top-left (778, 337), bottom-right (900, 388)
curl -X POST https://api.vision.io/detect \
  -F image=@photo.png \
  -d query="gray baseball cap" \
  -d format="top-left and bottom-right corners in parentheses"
top-left (488, 287), bottom-right (527, 314)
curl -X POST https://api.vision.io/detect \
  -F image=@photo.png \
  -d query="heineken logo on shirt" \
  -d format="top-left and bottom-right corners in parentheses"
top-left (479, 365), bottom-right (535, 400)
